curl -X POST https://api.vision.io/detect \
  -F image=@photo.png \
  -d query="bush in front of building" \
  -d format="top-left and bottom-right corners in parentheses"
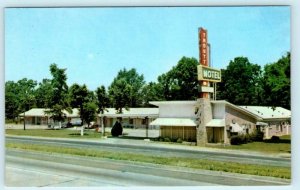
top-left (230, 130), bottom-right (265, 145)
top-left (269, 135), bottom-right (280, 143)
top-left (176, 138), bottom-right (183, 143)
top-left (164, 137), bottom-right (171, 142)
top-left (249, 130), bottom-right (264, 142)
top-left (230, 133), bottom-right (253, 145)
top-left (230, 135), bottom-right (244, 145)
top-left (111, 121), bottom-right (123, 137)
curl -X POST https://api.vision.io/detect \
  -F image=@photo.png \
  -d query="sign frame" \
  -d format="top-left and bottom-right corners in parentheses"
top-left (197, 65), bottom-right (222, 83)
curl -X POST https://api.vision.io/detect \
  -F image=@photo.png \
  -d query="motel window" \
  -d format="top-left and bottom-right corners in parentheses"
top-left (129, 119), bottom-right (133, 124)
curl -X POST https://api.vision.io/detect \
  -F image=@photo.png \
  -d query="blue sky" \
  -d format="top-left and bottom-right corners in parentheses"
top-left (5, 6), bottom-right (290, 90)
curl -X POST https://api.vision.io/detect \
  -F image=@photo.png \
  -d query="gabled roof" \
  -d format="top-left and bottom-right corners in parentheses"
top-left (20, 108), bottom-right (158, 118)
top-left (99, 108), bottom-right (159, 118)
top-left (211, 100), bottom-right (263, 120)
top-left (19, 108), bottom-right (79, 117)
top-left (149, 101), bottom-right (197, 106)
top-left (19, 108), bottom-right (49, 117)
top-left (239, 106), bottom-right (291, 120)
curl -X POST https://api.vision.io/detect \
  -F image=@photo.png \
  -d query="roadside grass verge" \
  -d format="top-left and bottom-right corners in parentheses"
top-left (5, 129), bottom-right (109, 139)
top-left (6, 142), bottom-right (290, 179)
top-left (207, 135), bottom-right (291, 154)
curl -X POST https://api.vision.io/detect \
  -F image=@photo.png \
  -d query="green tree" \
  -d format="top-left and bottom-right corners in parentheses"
top-left (262, 52), bottom-right (290, 109)
top-left (109, 78), bottom-right (132, 114)
top-left (46, 64), bottom-right (71, 126)
top-left (109, 68), bottom-right (145, 107)
top-left (157, 56), bottom-right (199, 100)
top-left (5, 81), bottom-right (20, 121)
top-left (81, 102), bottom-right (97, 129)
top-left (217, 57), bottom-right (263, 105)
top-left (96, 85), bottom-right (110, 135)
top-left (17, 78), bottom-right (37, 112)
top-left (5, 78), bottom-right (37, 123)
top-left (68, 83), bottom-right (89, 125)
top-left (141, 82), bottom-right (164, 106)
top-left (34, 79), bottom-right (53, 108)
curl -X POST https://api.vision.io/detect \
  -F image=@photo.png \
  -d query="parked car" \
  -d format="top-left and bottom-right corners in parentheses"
top-left (71, 121), bottom-right (82, 126)
top-left (61, 122), bottom-right (73, 128)
top-left (85, 122), bottom-right (99, 129)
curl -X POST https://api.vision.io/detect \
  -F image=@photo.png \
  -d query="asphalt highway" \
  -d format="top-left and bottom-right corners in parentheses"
top-left (6, 136), bottom-right (291, 167)
top-left (5, 149), bottom-right (290, 186)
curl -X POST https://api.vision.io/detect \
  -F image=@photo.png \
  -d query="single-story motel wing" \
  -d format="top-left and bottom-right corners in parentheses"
top-left (19, 99), bottom-right (291, 146)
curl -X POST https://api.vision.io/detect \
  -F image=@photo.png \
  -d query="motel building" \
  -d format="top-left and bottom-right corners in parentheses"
top-left (19, 108), bottom-right (80, 126)
top-left (148, 100), bottom-right (291, 145)
top-left (147, 27), bottom-right (291, 146)
top-left (97, 108), bottom-right (158, 129)
top-left (18, 27), bottom-right (291, 146)
top-left (19, 102), bottom-right (291, 146)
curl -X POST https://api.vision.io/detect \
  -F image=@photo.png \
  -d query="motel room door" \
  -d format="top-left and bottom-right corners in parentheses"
top-left (207, 127), bottom-right (224, 143)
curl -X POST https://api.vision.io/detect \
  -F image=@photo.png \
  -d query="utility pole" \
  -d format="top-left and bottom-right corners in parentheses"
top-left (145, 116), bottom-right (149, 138)
top-left (23, 111), bottom-right (26, 130)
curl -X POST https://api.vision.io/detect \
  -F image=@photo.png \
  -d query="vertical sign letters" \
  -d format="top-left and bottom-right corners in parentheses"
top-left (199, 28), bottom-right (208, 66)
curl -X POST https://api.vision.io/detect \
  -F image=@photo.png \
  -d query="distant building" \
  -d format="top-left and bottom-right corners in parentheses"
top-left (19, 108), bottom-right (80, 125)
top-left (240, 106), bottom-right (291, 139)
top-left (98, 108), bottom-right (159, 129)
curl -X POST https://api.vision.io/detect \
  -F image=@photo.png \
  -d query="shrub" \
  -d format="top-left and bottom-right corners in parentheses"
top-left (230, 135), bottom-right (242, 145)
top-left (244, 134), bottom-right (252, 143)
top-left (250, 130), bottom-right (264, 142)
top-left (164, 137), bottom-right (171, 142)
top-left (230, 133), bottom-right (250, 145)
top-left (177, 138), bottom-right (183, 143)
top-left (111, 121), bottom-right (123, 137)
top-left (270, 136), bottom-right (280, 142)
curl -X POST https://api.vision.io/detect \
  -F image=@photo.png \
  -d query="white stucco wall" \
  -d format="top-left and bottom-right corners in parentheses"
top-left (212, 103), bottom-right (225, 119)
top-left (158, 103), bottom-right (197, 118)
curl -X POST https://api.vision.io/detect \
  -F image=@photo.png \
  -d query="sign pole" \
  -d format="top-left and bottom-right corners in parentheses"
top-left (199, 28), bottom-right (209, 98)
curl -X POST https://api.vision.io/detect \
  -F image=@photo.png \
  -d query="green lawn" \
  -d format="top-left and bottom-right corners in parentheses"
top-left (207, 135), bottom-right (291, 154)
top-left (6, 142), bottom-right (291, 179)
top-left (5, 129), bottom-right (108, 139)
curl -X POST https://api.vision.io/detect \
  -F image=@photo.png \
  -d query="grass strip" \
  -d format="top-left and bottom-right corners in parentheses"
top-left (207, 141), bottom-right (291, 153)
top-left (6, 129), bottom-right (105, 139)
top-left (6, 142), bottom-right (290, 179)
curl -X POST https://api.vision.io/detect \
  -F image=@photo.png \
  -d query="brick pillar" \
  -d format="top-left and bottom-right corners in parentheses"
top-left (196, 98), bottom-right (212, 146)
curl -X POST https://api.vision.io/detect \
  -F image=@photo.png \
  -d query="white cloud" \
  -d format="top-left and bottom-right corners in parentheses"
top-left (87, 53), bottom-right (95, 60)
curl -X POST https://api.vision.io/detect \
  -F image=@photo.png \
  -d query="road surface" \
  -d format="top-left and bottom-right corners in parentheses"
top-left (5, 149), bottom-right (290, 187)
top-left (6, 136), bottom-right (291, 167)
